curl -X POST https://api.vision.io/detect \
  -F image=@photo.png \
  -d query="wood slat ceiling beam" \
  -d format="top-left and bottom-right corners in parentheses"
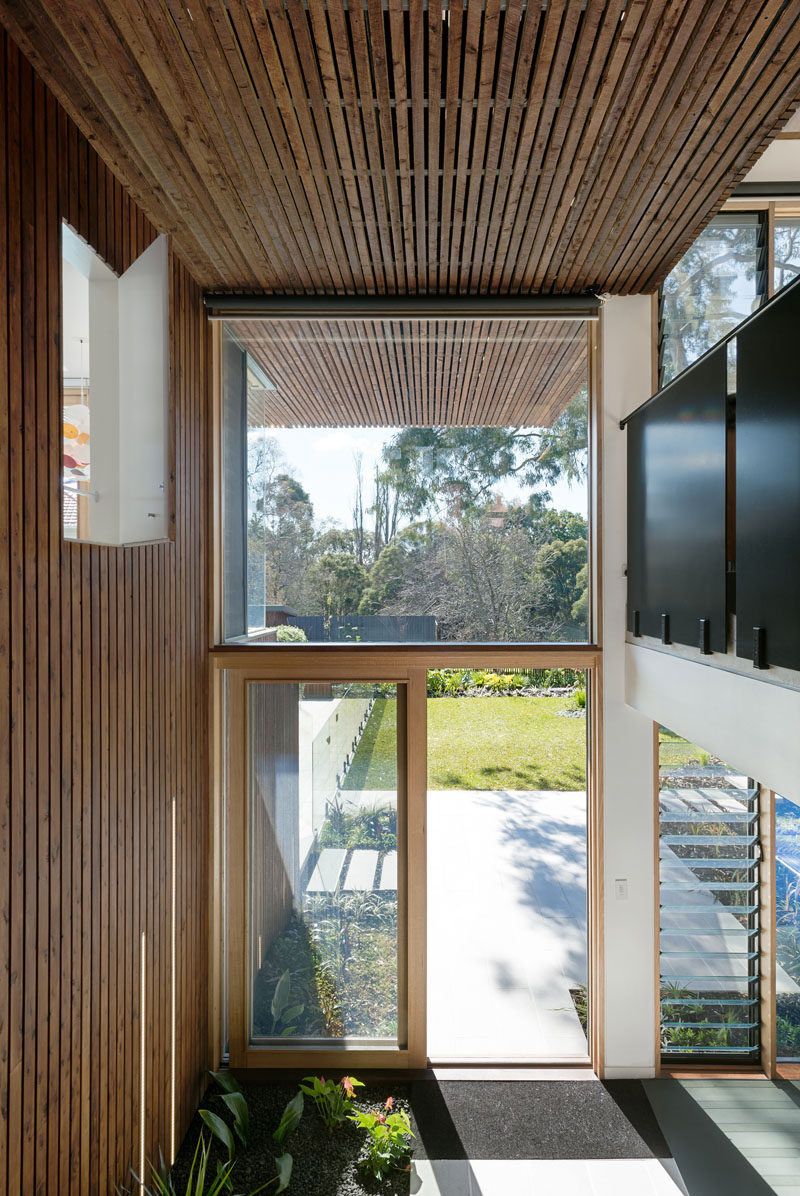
top-left (234, 319), bottom-right (587, 426)
top-left (2, 1), bottom-right (800, 295)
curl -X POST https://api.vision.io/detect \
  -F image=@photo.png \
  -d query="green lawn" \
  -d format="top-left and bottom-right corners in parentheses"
top-left (658, 725), bottom-right (722, 768)
top-left (343, 695), bottom-right (586, 791)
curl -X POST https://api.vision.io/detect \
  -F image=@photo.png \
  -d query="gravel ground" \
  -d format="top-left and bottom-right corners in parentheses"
top-left (171, 1082), bottom-right (414, 1196)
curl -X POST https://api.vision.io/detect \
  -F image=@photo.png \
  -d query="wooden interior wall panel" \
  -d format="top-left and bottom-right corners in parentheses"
top-left (235, 319), bottom-right (588, 428)
top-left (0, 29), bottom-right (210, 1195)
top-left (2, 1), bottom-right (800, 297)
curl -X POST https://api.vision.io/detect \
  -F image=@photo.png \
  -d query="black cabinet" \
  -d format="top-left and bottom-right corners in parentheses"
top-left (736, 282), bottom-right (800, 670)
top-left (627, 344), bottom-right (727, 653)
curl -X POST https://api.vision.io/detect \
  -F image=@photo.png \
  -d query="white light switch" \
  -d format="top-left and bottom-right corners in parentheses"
top-left (614, 878), bottom-right (629, 900)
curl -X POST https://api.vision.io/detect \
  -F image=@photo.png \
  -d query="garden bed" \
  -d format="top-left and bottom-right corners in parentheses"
top-left (171, 1082), bottom-right (415, 1196)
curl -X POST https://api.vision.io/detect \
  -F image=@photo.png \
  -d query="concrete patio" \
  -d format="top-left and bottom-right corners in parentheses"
top-left (427, 788), bottom-right (588, 1061)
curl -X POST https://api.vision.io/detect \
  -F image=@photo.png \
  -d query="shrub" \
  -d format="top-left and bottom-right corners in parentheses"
top-left (276, 624), bottom-right (307, 643)
top-left (299, 1074), bottom-right (364, 1132)
top-left (427, 669), bottom-right (448, 696)
top-left (351, 1098), bottom-right (414, 1179)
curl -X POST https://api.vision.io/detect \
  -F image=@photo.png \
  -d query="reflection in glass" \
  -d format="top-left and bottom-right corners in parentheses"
top-left (776, 795), bottom-right (800, 1062)
top-left (774, 219), bottom-right (800, 295)
top-left (62, 240), bottom-right (92, 540)
top-left (661, 214), bottom-right (762, 386)
top-left (222, 319), bottom-right (590, 644)
top-left (248, 681), bottom-right (399, 1044)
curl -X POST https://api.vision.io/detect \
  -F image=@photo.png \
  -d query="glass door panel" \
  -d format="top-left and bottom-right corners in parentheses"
top-left (247, 680), bottom-right (402, 1047)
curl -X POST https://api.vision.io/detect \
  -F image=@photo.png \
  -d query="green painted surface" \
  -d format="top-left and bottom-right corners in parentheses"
top-left (645, 1079), bottom-right (800, 1196)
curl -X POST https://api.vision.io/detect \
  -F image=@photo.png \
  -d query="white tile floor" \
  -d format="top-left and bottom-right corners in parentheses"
top-left (427, 789), bottom-right (588, 1060)
top-left (411, 1157), bottom-right (689, 1195)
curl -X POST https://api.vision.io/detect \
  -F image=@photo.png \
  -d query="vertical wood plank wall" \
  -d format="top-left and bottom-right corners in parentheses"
top-left (0, 30), bottom-right (210, 1195)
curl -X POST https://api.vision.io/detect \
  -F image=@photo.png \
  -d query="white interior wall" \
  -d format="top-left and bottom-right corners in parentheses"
top-left (741, 137), bottom-right (800, 183)
top-left (627, 645), bottom-right (800, 803)
top-left (600, 295), bottom-right (658, 1078)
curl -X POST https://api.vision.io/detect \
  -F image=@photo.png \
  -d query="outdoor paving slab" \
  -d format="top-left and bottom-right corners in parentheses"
top-left (306, 847), bottom-right (346, 893)
top-left (341, 848), bottom-right (378, 891)
top-left (380, 850), bottom-right (398, 890)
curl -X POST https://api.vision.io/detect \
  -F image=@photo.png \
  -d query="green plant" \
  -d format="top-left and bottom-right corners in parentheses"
top-left (118, 1133), bottom-right (291, 1196)
top-left (574, 688), bottom-right (586, 709)
top-left (269, 970), bottom-right (305, 1037)
top-left (351, 1098), bottom-right (414, 1179)
top-left (275, 624), bottom-right (307, 643)
top-left (570, 984), bottom-right (588, 1032)
top-left (203, 1071), bottom-right (249, 1156)
top-left (427, 669), bottom-right (447, 696)
top-left (273, 1091), bottom-right (304, 1148)
top-left (317, 805), bottom-right (397, 852)
top-left (777, 1014), bottom-right (800, 1054)
top-left (299, 1074), bottom-right (364, 1132)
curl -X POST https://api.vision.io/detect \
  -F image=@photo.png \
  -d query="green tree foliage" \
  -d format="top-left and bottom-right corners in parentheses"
top-left (532, 538), bottom-right (588, 632)
top-left (358, 528), bottom-right (424, 614)
top-left (377, 389), bottom-right (588, 520)
top-left (307, 550), bottom-right (368, 617)
top-left (571, 563), bottom-right (588, 626)
top-left (661, 217), bottom-right (760, 382)
top-left (248, 432), bottom-right (315, 612)
top-left (245, 389), bottom-right (590, 641)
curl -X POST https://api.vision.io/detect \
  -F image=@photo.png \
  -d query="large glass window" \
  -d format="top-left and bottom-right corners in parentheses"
top-left (248, 681), bottom-right (400, 1046)
top-left (659, 206), bottom-right (800, 388)
top-left (660, 213), bottom-right (763, 387)
top-left (774, 217), bottom-right (800, 295)
top-left (221, 319), bottom-right (590, 644)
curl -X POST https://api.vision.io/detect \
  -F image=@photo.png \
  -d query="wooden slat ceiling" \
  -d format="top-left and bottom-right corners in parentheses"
top-left (235, 318), bottom-right (587, 426)
top-left (3, 1), bottom-right (800, 296)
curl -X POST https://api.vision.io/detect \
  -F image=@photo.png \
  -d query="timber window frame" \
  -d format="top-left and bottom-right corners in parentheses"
top-left (206, 304), bottom-right (604, 1071)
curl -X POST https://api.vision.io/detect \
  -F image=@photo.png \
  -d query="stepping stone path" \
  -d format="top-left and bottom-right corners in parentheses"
top-left (306, 848), bottom-right (346, 893)
top-left (341, 849), bottom-right (379, 891)
top-left (380, 851), bottom-right (398, 891)
top-left (305, 847), bottom-right (398, 893)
